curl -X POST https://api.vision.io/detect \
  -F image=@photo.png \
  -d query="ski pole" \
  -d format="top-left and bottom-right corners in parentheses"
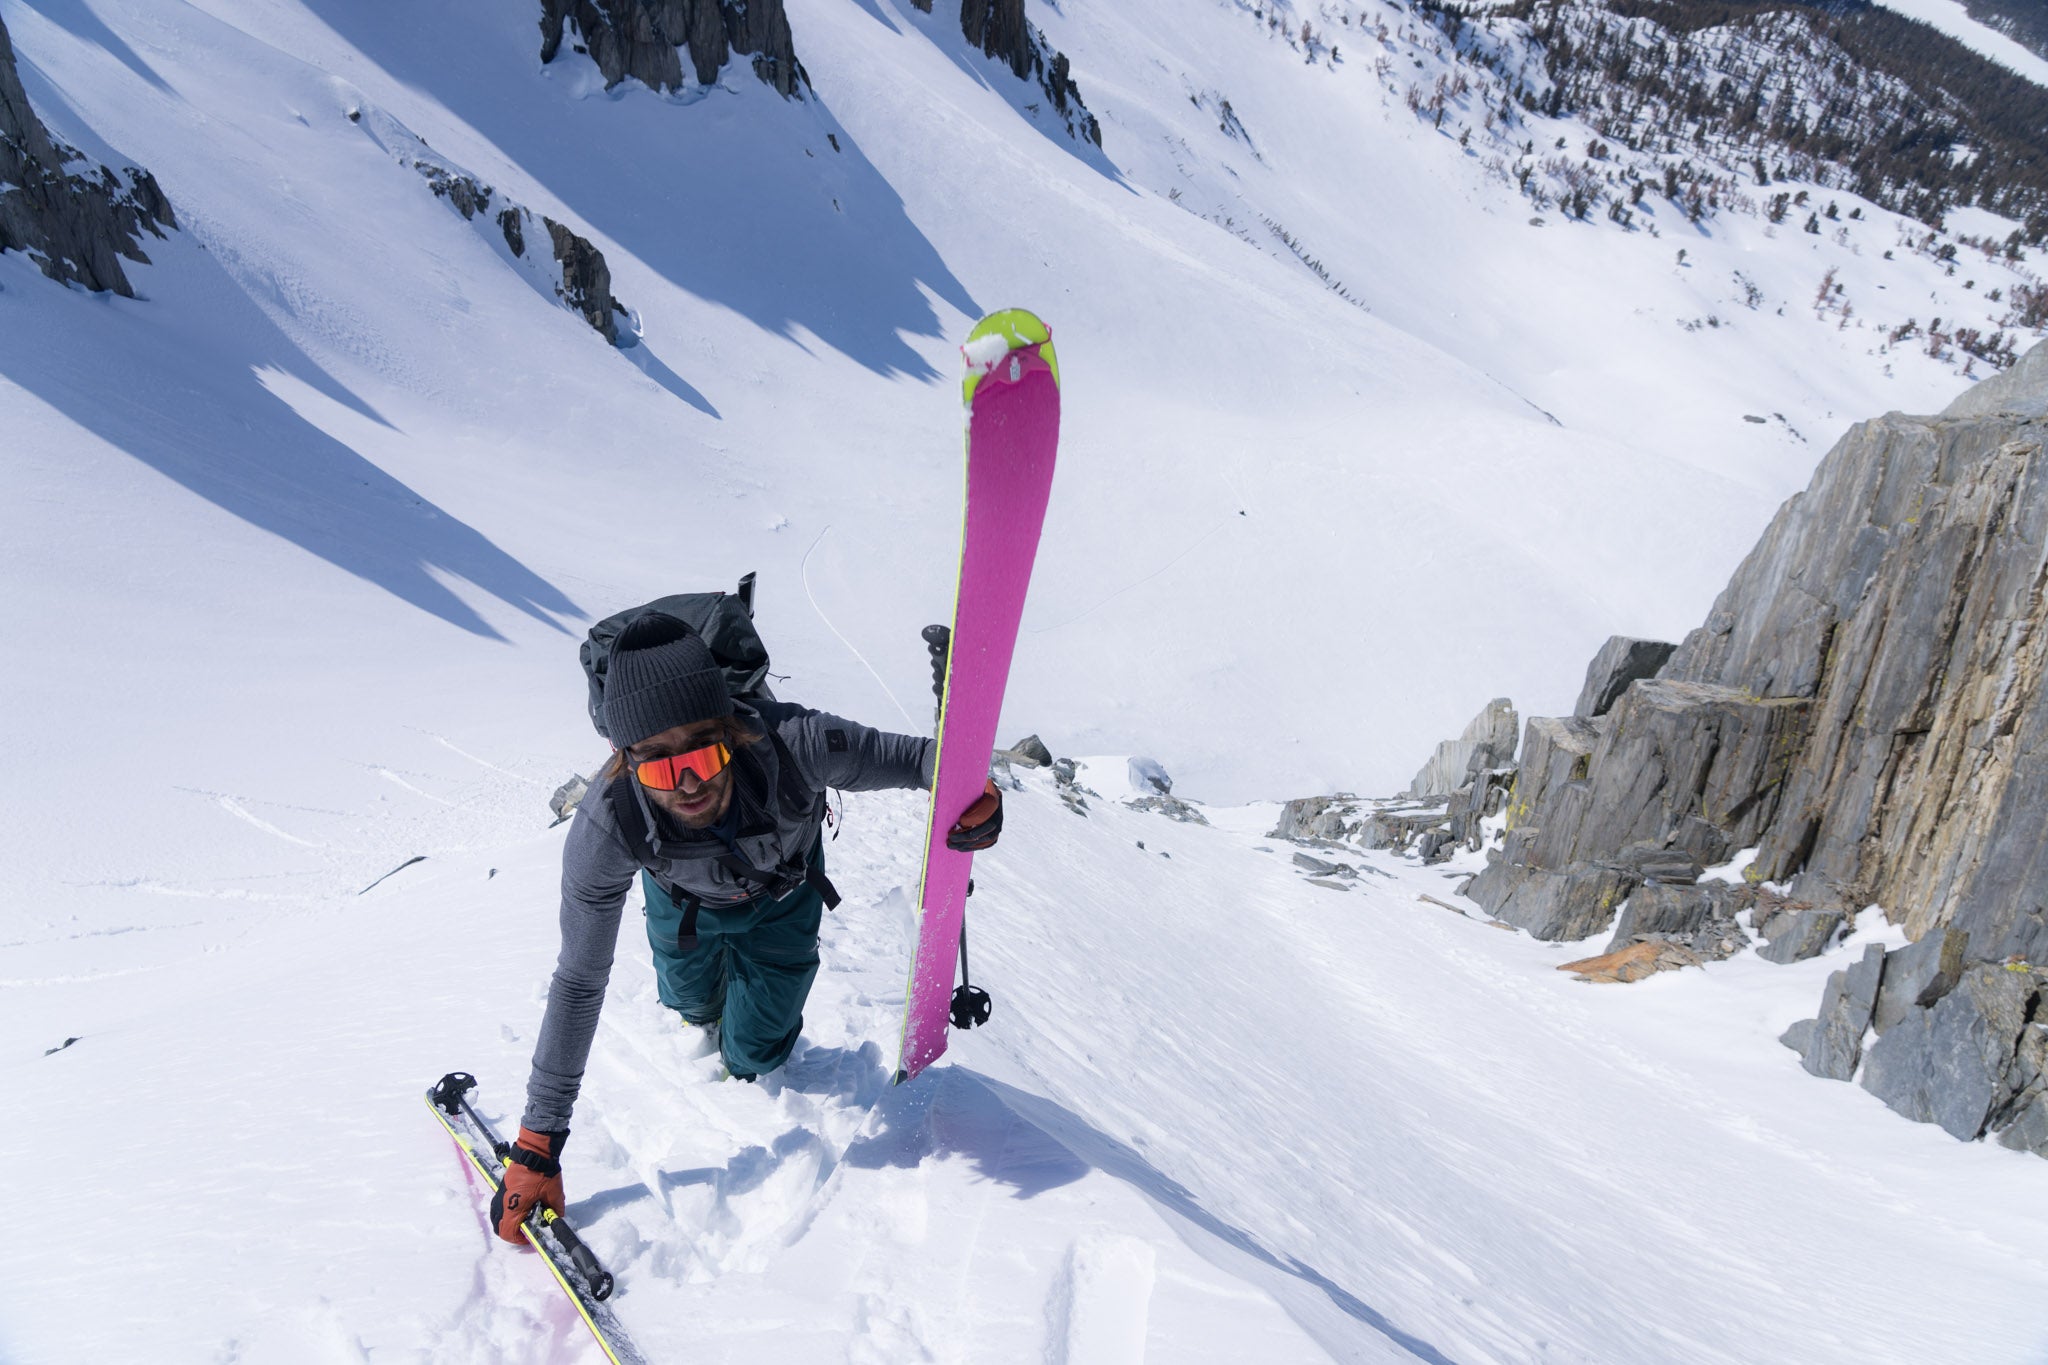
top-left (949, 883), bottom-right (993, 1029)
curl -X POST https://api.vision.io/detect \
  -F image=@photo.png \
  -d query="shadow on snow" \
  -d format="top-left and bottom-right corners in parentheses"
top-left (0, 240), bottom-right (581, 640)
top-left (13, 0), bottom-right (174, 96)
top-left (896, 0), bottom-right (1126, 187)
top-left (577, 1041), bottom-right (1461, 1364)
top-left (297, 0), bottom-right (979, 382)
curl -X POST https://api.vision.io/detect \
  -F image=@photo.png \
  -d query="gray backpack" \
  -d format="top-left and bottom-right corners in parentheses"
top-left (578, 572), bottom-right (774, 741)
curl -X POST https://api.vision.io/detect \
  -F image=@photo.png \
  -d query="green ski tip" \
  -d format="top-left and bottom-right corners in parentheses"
top-left (961, 308), bottom-right (1057, 406)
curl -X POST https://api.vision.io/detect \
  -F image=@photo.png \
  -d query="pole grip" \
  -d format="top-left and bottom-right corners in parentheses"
top-left (542, 1210), bottom-right (615, 1301)
top-left (922, 624), bottom-right (951, 726)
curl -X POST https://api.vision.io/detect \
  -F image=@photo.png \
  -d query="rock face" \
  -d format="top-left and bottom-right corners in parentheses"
top-left (1756, 907), bottom-right (1846, 964)
top-left (1266, 792), bottom-right (1455, 860)
top-left (1663, 358), bottom-right (2048, 956)
top-left (1467, 344), bottom-right (2048, 985)
top-left (1127, 756), bottom-right (1171, 795)
top-left (549, 773), bottom-right (591, 823)
top-left (1783, 942), bottom-right (1887, 1080)
top-left (1860, 964), bottom-right (2045, 1141)
top-left (544, 217), bottom-right (621, 341)
top-left (1574, 636), bottom-right (1678, 718)
top-left (1446, 764), bottom-right (1513, 851)
top-left (1447, 341), bottom-right (2048, 1154)
top-left (1466, 679), bottom-right (1807, 940)
top-left (1006, 734), bottom-right (1053, 767)
top-left (1872, 926), bottom-right (1970, 1033)
top-left (539, 0), bottom-right (807, 97)
top-left (1270, 794), bottom-right (1357, 844)
top-left (958, 0), bottom-right (1100, 146)
top-left (1603, 881), bottom-right (1751, 962)
top-left (913, 0), bottom-right (1100, 146)
top-left (1409, 697), bottom-right (1518, 799)
top-left (0, 14), bottom-right (175, 296)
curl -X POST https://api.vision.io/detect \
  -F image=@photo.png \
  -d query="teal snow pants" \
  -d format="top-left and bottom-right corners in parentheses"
top-left (642, 853), bottom-right (824, 1080)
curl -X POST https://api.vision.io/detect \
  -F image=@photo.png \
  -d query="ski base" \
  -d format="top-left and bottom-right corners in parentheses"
top-left (896, 306), bottom-right (1062, 1084)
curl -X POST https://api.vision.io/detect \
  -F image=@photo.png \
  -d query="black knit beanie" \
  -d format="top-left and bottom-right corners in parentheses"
top-left (601, 612), bottom-right (733, 749)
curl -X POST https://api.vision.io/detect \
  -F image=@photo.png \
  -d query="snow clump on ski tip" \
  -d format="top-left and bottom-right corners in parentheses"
top-left (961, 331), bottom-right (1015, 374)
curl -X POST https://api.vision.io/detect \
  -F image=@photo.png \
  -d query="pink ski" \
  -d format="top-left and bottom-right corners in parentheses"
top-left (896, 309), bottom-right (1061, 1084)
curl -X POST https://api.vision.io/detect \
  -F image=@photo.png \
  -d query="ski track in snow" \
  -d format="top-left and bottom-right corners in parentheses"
top-left (800, 523), bottom-right (922, 732)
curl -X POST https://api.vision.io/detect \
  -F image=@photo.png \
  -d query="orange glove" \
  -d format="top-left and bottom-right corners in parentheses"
top-left (946, 778), bottom-right (1004, 852)
top-left (489, 1126), bottom-right (566, 1244)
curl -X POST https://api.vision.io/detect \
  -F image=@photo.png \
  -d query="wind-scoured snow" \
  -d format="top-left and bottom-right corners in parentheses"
top-left (6, 0), bottom-right (2048, 1359)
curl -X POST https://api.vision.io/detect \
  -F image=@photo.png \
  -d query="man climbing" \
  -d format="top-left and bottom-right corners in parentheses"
top-left (492, 610), bottom-right (1002, 1243)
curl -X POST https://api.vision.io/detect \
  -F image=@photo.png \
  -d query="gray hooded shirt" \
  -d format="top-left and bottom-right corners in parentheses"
top-left (522, 699), bottom-right (933, 1131)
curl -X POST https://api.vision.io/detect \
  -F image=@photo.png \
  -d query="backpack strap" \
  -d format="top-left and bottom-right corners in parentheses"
top-left (711, 846), bottom-right (841, 912)
top-left (604, 762), bottom-right (841, 960)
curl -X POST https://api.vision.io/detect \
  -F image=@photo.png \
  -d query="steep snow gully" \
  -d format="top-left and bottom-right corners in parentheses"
top-left (6, 0), bottom-right (2048, 1360)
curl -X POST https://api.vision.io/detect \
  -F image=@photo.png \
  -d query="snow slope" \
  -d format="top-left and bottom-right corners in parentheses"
top-left (6, 0), bottom-right (2048, 1359)
top-left (12, 767), bottom-right (2048, 1363)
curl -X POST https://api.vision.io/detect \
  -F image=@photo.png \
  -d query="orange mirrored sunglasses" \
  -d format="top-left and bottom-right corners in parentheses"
top-left (632, 742), bottom-right (731, 791)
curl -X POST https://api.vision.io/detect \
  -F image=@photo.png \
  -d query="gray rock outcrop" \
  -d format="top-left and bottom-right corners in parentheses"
top-left (1872, 926), bottom-right (1970, 1033)
top-left (1409, 697), bottom-right (1518, 799)
top-left (1466, 680), bottom-right (1807, 940)
top-left (357, 105), bottom-right (627, 344)
top-left (1270, 794), bottom-right (1358, 844)
top-left (1128, 756), bottom-right (1171, 795)
top-left (1662, 361), bottom-right (2048, 956)
top-left (1360, 804), bottom-right (1451, 853)
top-left (1995, 1006), bottom-right (2048, 1158)
top-left (1129, 794), bottom-right (1209, 824)
top-left (1124, 758), bottom-right (1206, 821)
top-left (544, 217), bottom-right (622, 342)
top-left (1782, 942), bottom-right (1886, 1080)
top-left (1468, 343), bottom-right (2048, 973)
top-left (1860, 964), bottom-right (2045, 1141)
top-left (1446, 765), bottom-right (1514, 851)
top-left (1756, 907), bottom-right (1847, 964)
top-left (0, 14), bottom-right (174, 296)
top-left (958, 0), bottom-right (1100, 146)
top-left (549, 773), bottom-right (591, 822)
top-left (539, 0), bottom-right (807, 97)
top-left (1604, 881), bottom-right (1751, 961)
top-left (1436, 339), bottom-right (2048, 1153)
top-left (1574, 636), bottom-right (1678, 718)
top-left (912, 0), bottom-right (1101, 146)
top-left (1945, 340), bottom-right (2048, 421)
top-left (1267, 791), bottom-right (1453, 858)
top-left (1007, 734), bottom-right (1053, 767)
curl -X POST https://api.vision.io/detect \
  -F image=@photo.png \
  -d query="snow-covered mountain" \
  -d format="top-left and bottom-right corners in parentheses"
top-left (6, 0), bottom-right (2048, 1360)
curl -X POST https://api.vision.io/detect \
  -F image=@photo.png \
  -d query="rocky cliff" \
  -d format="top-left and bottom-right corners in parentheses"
top-left (912, 0), bottom-right (1100, 146)
top-left (354, 102), bottom-right (628, 344)
top-left (1451, 340), bottom-right (2048, 1156)
top-left (538, 0), bottom-right (807, 97)
top-left (534, 1), bottom-right (1099, 147)
top-left (0, 14), bottom-right (174, 297)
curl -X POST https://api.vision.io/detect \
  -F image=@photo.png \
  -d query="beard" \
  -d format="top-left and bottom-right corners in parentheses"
top-left (656, 775), bottom-right (732, 829)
